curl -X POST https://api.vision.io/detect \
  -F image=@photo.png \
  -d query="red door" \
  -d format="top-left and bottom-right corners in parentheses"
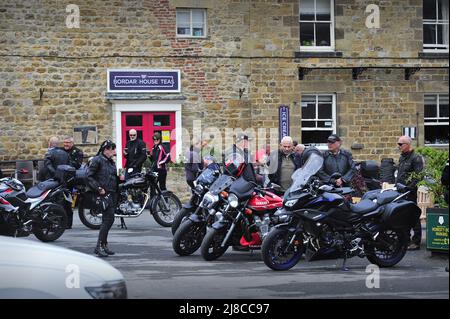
top-left (121, 112), bottom-right (176, 168)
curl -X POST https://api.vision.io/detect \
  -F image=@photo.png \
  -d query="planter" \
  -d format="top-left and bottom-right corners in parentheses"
top-left (426, 207), bottom-right (449, 253)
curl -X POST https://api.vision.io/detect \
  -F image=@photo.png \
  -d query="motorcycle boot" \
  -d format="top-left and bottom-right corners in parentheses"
top-left (94, 240), bottom-right (109, 257)
top-left (101, 243), bottom-right (115, 255)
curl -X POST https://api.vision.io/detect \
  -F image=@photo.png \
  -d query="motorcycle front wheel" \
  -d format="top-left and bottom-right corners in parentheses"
top-left (200, 228), bottom-right (229, 261)
top-left (152, 192), bottom-right (182, 227)
top-left (171, 207), bottom-right (195, 235)
top-left (261, 228), bottom-right (304, 271)
top-left (78, 202), bottom-right (102, 230)
top-left (173, 219), bottom-right (207, 256)
top-left (365, 228), bottom-right (408, 267)
top-left (33, 203), bottom-right (68, 242)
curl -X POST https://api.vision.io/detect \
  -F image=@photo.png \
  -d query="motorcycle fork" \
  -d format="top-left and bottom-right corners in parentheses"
top-left (221, 210), bottom-right (241, 248)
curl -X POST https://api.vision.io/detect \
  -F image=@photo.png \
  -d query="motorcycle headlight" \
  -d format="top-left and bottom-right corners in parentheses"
top-left (194, 184), bottom-right (204, 194)
top-left (201, 192), bottom-right (219, 209)
top-left (228, 193), bottom-right (239, 208)
top-left (85, 280), bottom-right (127, 299)
top-left (285, 199), bottom-right (298, 207)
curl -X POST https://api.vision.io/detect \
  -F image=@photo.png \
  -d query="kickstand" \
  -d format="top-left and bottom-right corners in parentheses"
top-left (341, 255), bottom-right (349, 272)
top-left (119, 217), bottom-right (127, 230)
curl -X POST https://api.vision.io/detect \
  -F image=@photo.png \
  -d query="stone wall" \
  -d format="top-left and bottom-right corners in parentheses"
top-left (0, 0), bottom-right (448, 164)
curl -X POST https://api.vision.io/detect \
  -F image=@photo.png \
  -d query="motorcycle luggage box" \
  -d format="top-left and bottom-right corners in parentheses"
top-left (74, 168), bottom-right (88, 187)
top-left (382, 200), bottom-right (421, 229)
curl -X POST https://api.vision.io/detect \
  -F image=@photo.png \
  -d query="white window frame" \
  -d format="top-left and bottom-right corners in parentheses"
top-left (423, 0), bottom-right (449, 52)
top-left (424, 93), bottom-right (449, 146)
top-left (299, 0), bottom-right (335, 52)
top-left (301, 94), bottom-right (337, 150)
top-left (176, 8), bottom-right (207, 38)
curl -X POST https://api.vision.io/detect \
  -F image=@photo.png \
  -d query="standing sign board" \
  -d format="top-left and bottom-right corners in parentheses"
top-left (279, 106), bottom-right (290, 142)
top-left (426, 208), bottom-right (449, 252)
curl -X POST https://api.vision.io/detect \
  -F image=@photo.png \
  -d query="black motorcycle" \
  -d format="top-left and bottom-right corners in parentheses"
top-left (172, 173), bottom-right (234, 256)
top-left (78, 169), bottom-right (181, 229)
top-left (171, 166), bottom-right (221, 235)
top-left (261, 153), bottom-right (421, 271)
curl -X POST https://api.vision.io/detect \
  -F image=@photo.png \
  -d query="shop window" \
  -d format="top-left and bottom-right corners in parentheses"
top-left (424, 94), bottom-right (449, 145)
top-left (299, 0), bottom-right (335, 51)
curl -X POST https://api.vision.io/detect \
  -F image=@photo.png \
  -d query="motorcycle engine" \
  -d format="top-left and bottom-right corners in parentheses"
top-left (320, 225), bottom-right (344, 249)
top-left (118, 189), bottom-right (144, 215)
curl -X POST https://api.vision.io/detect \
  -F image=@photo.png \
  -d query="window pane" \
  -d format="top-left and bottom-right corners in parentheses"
top-left (437, 24), bottom-right (448, 44)
top-left (300, 0), bottom-right (315, 20)
top-left (318, 103), bottom-right (332, 119)
top-left (193, 28), bottom-right (204, 36)
top-left (317, 121), bottom-right (333, 128)
top-left (302, 130), bottom-right (333, 145)
top-left (301, 121), bottom-right (316, 128)
top-left (316, 0), bottom-right (331, 20)
top-left (439, 95), bottom-right (449, 118)
top-left (425, 126), bottom-right (449, 144)
top-left (423, 24), bottom-right (437, 45)
top-left (154, 115), bottom-right (171, 126)
top-left (192, 9), bottom-right (204, 27)
top-left (177, 27), bottom-right (190, 35)
top-left (126, 115), bottom-right (142, 126)
top-left (177, 11), bottom-right (190, 27)
top-left (300, 22), bottom-right (315, 46)
top-left (301, 102), bottom-right (316, 119)
top-left (424, 0), bottom-right (437, 20)
top-left (318, 95), bottom-right (332, 102)
top-left (316, 23), bottom-right (331, 46)
top-left (438, 0), bottom-right (449, 20)
top-left (425, 104), bottom-right (437, 118)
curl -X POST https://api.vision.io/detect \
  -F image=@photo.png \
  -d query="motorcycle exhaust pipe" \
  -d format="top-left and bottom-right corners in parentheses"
top-left (114, 193), bottom-right (150, 218)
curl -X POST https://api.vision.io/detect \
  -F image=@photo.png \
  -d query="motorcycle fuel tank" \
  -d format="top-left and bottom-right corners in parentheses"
top-left (248, 192), bottom-right (283, 211)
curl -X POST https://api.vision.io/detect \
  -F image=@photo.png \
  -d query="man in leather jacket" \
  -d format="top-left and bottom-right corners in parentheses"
top-left (87, 140), bottom-right (119, 257)
top-left (63, 136), bottom-right (84, 169)
top-left (124, 129), bottom-right (148, 180)
top-left (42, 137), bottom-right (70, 181)
top-left (318, 134), bottom-right (355, 187)
top-left (396, 135), bottom-right (424, 250)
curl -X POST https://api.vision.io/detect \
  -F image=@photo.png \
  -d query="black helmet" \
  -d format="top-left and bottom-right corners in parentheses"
top-left (97, 139), bottom-right (116, 155)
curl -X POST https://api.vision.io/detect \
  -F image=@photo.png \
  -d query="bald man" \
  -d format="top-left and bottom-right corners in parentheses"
top-left (396, 135), bottom-right (424, 250)
top-left (123, 129), bottom-right (148, 180)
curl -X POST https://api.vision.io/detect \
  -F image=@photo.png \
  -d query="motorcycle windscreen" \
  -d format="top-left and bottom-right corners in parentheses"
top-left (286, 153), bottom-right (324, 195)
top-left (196, 168), bottom-right (218, 186)
top-left (208, 175), bottom-right (234, 195)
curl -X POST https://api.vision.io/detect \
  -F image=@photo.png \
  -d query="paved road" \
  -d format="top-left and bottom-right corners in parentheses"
top-left (29, 210), bottom-right (449, 299)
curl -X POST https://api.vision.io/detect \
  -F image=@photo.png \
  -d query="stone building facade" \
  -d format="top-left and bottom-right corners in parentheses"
top-left (0, 0), bottom-right (448, 165)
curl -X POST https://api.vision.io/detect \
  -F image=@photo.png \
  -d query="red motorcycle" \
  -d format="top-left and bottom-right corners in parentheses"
top-left (200, 176), bottom-right (283, 261)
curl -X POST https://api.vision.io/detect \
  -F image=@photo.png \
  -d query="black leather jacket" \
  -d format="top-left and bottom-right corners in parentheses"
top-left (65, 146), bottom-right (84, 169)
top-left (43, 147), bottom-right (70, 180)
top-left (86, 154), bottom-right (119, 194)
top-left (318, 149), bottom-right (355, 185)
top-left (396, 150), bottom-right (424, 189)
top-left (124, 139), bottom-right (147, 170)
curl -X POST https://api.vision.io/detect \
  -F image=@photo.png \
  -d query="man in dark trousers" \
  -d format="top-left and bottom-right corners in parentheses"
top-left (63, 136), bottom-right (84, 169)
top-left (318, 134), bottom-right (355, 187)
top-left (86, 140), bottom-right (119, 257)
top-left (123, 129), bottom-right (147, 180)
top-left (41, 137), bottom-right (74, 229)
top-left (395, 135), bottom-right (424, 251)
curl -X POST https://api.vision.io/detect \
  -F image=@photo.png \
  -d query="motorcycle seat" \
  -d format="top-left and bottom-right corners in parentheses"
top-left (26, 179), bottom-right (60, 198)
top-left (350, 199), bottom-right (378, 214)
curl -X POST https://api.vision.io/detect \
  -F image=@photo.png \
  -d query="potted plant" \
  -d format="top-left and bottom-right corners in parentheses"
top-left (410, 147), bottom-right (449, 253)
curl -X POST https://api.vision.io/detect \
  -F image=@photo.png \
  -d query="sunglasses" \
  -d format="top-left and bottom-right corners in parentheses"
top-left (397, 143), bottom-right (407, 146)
top-left (129, 134), bottom-right (136, 137)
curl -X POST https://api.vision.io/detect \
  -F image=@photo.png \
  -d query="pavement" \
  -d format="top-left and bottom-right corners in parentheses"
top-left (28, 210), bottom-right (449, 299)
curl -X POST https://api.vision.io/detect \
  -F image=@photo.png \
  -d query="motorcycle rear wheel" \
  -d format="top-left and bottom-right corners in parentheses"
top-left (365, 228), bottom-right (408, 267)
top-left (33, 204), bottom-right (67, 242)
top-left (173, 219), bottom-right (206, 256)
top-left (261, 228), bottom-right (303, 271)
top-left (200, 228), bottom-right (229, 261)
top-left (78, 203), bottom-right (102, 230)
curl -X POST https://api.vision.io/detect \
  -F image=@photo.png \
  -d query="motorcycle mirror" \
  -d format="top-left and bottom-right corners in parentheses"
top-left (319, 184), bottom-right (334, 192)
top-left (127, 168), bottom-right (134, 173)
